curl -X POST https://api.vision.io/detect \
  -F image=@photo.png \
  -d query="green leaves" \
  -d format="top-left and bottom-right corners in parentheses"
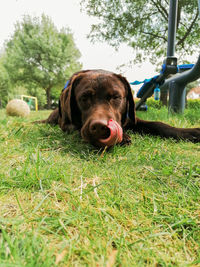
top-left (3, 14), bottom-right (82, 108)
top-left (81, 0), bottom-right (200, 63)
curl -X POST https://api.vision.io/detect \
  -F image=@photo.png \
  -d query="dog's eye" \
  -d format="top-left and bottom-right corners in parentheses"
top-left (79, 92), bottom-right (93, 107)
top-left (81, 95), bottom-right (88, 102)
top-left (113, 95), bottom-right (121, 99)
top-left (112, 94), bottom-right (121, 100)
top-left (80, 93), bottom-right (91, 102)
top-left (107, 94), bottom-right (121, 101)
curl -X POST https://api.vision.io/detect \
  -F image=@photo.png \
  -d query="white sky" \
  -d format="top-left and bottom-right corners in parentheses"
top-left (0, 0), bottom-right (164, 82)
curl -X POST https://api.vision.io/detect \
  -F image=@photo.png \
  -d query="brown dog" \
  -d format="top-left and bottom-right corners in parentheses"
top-left (41, 69), bottom-right (200, 147)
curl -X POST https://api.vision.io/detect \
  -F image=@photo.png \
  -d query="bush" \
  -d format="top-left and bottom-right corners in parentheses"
top-left (138, 98), bottom-right (200, 110)
top-left (186, 99), bottom-right (200, 110)
top-left (135, 98), bottom-right (162, 110)
top-left (146, 98), bottom-right (162, 109)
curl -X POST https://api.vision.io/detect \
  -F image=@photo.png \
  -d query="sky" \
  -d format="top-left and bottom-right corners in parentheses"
top-left (0, 0), bottom-right (158, 82)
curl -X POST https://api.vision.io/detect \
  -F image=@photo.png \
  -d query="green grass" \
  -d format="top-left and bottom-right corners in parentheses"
top-left (0, 108), bottom-right (200, 266)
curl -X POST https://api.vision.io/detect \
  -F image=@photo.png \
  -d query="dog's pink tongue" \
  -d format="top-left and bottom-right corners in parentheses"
top-left (99, 119), bottom-right (123, 147)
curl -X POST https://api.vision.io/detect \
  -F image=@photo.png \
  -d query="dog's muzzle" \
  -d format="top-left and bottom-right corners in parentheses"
top-left (87, 119), bottom-right (123, 147)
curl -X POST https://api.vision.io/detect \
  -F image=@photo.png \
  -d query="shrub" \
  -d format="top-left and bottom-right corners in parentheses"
top-left (146, 98), bottom-right (162, 109)
top-left (137, 98), bottom-right (200, 110)
top-left (186, 99), bottom-right (200, 110)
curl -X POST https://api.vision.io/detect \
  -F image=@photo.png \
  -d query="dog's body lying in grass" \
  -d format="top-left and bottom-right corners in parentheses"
top-left (38, 69), bottom-right (200, 147)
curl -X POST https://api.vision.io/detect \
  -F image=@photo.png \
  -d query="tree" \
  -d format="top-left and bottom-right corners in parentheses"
top-left (81, 0), bottom-right (199, 63)
top-left (3, 15), bottom-right (82, 109)
top-left (0, 57), bottom-right (11, 108)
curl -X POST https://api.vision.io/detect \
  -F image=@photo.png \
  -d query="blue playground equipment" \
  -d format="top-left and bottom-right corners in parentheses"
top-left (134, 0), bottom-right (200, 113)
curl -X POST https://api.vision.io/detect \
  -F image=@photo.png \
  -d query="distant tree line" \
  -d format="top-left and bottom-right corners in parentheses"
top-left (1, 1), bottom-right (199, 109)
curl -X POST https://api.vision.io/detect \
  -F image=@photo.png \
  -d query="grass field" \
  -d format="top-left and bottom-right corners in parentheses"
top-left (0, 108), bottom-right (200, 266)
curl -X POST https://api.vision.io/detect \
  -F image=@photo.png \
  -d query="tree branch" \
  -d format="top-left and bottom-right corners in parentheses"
top-left (150, 0), bottom-right (168, 21)
top-left (177, 11), bottom-right (199, 47)
top-left (176, 3), bottom-right (181, 29)
top-left (141, 31), bottom-right (167, 42)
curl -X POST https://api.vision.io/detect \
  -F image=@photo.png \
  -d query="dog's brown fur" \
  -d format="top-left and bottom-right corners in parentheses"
top-left (38, 69), bottom-right (200, 147)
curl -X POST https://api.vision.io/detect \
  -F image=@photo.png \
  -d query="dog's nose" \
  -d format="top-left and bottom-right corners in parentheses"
top-left (89, 120), bottom-right (110, 139)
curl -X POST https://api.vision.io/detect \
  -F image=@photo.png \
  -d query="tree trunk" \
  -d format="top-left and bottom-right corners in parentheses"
top-left (160, 90), bottom-right (168, 106)
top-left (46, 87), bottom-right (51, 109)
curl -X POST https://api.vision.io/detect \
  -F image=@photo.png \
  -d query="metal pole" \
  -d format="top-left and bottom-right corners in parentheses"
top-left (160, 55), bottom-right (200, 90)
top-left (167, 0), bottom-right (178, 57)
top-left (167, 0), bottom-right (188, 113)
top-left (168, 82), bottom-right (186, 113)
top-left (199, 0), bottom-right (200, 16)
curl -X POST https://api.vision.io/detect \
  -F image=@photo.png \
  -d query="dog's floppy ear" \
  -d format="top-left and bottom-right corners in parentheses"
top-left (115, 74), bottom-right (136, 125)
top-left (69, 75), bottom-right (83, 128)
top-left (58, 99), bottom-right (62, 117)
top-left (59, 72), bottom-right (84, 131)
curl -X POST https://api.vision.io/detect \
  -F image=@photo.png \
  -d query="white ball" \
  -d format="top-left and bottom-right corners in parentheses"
top-left (6, 99), bottom-right (30, 117)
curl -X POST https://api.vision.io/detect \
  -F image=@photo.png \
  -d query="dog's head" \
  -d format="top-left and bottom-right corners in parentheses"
top-left (59, 70), bottom-right (136, 147)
